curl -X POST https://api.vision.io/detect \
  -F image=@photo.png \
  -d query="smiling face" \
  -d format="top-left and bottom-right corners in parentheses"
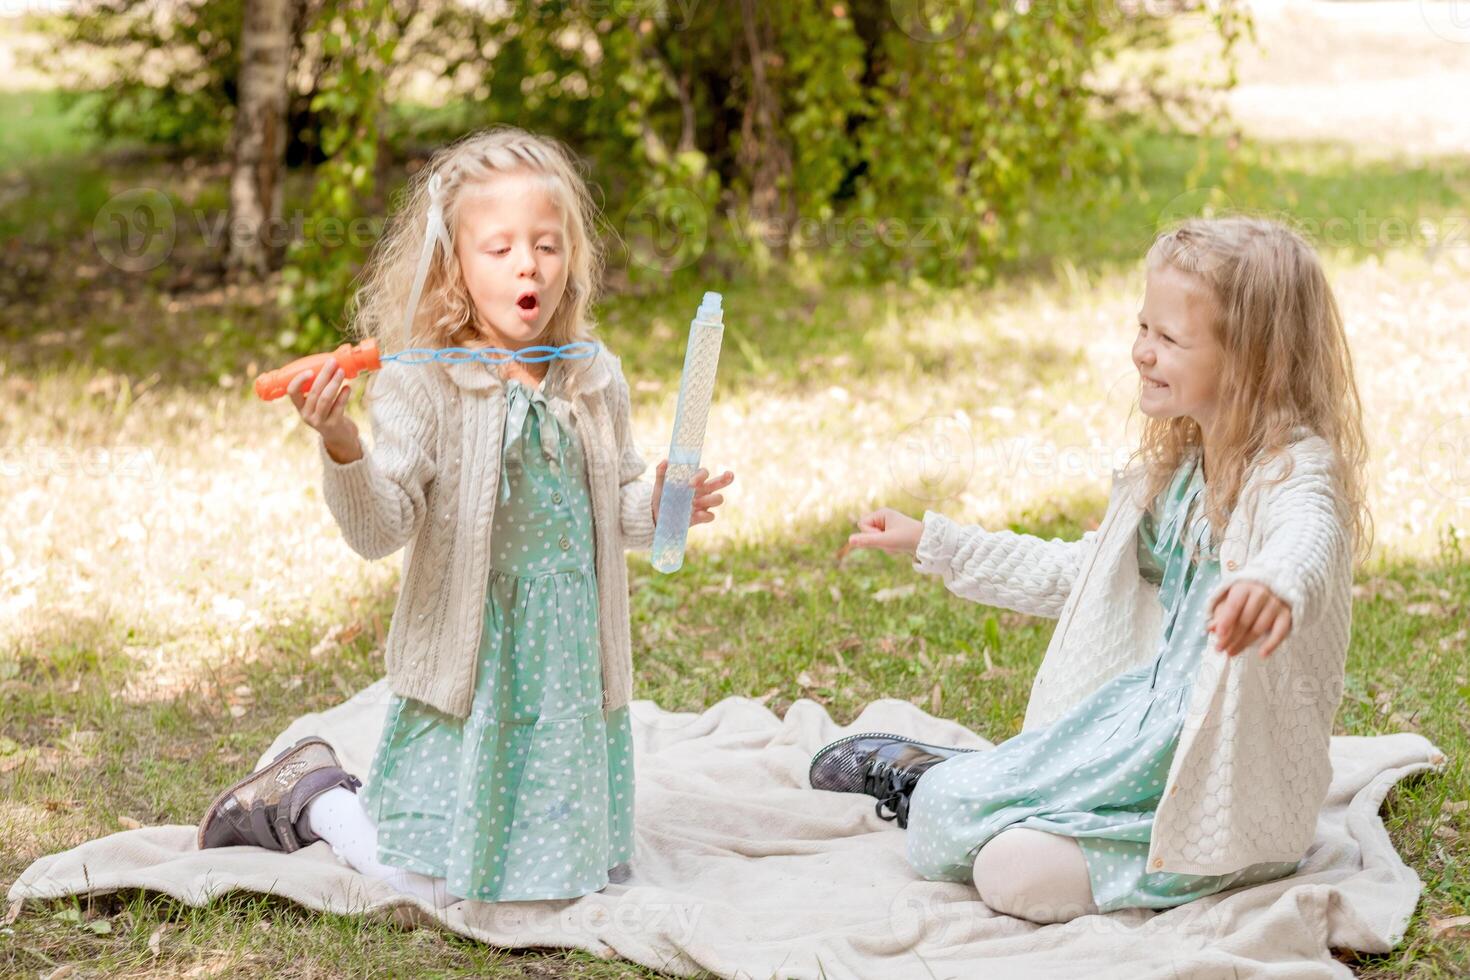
top-left (453, 171), bottom-right (570, 349)
top-left (1133, 259), bottom-right (1225, 439)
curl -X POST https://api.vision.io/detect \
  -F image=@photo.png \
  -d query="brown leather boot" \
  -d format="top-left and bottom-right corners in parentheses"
top-left (196, 735), bottom-right (362, 852)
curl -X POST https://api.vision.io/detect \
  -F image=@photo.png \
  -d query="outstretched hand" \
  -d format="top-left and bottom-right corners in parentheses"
top-left (842, 507), bottom-right (924, 557)
top-left (1207, 580), bottom-right (1292, 658)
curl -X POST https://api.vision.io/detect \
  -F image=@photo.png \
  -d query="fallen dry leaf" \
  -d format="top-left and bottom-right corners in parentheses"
top-left (873, 584), bottom-right (916, 603)
top-left (1428, 914), bottom-right (1470, 939)
top-left (117, 815), bottom-right (143, 830)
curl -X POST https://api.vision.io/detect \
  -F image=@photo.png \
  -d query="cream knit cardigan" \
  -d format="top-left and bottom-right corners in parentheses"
top-left (912, 427), bottom-right (1354, 875)
top-left (315, 345), bottom-right (656, 721)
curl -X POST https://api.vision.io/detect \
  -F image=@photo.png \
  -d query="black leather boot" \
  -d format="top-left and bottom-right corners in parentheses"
top-left (809, 733), bottom-right (977, 828)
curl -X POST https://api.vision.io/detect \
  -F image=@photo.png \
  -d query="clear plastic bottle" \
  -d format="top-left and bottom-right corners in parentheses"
top-left (652, 291), bottom-right (725, 573)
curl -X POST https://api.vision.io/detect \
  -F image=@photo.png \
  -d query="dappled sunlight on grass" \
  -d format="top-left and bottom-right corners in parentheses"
top-left (4, 244), bottom-right (1467, 705)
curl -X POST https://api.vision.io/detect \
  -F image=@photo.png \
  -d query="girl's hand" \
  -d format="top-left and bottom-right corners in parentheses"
top-left (287, 358), bottom-right (361, 463)
top-left (1207, 580), bottom-right (1292, 658)
top-left (651, 461), bottom-right (734, 528)
top-left (846, 507), bottom-right (923, 556)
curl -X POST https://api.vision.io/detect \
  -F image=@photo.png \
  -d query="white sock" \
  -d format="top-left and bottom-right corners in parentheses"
top-left (303, 786), bottom-right (462, 908)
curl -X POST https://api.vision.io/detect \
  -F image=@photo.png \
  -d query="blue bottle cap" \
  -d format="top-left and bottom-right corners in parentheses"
top-left (697, 291), bottom-right (723, 320)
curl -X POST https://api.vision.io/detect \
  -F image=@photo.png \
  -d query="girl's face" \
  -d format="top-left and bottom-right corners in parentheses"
top-left (1133, 261), bottom-right (1224, 435)
top-left (454, 172), bottom-right (570, 348)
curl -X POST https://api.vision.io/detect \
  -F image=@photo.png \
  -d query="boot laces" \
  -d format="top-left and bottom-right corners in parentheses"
top-left (863, 758), bottom-right (915, 825)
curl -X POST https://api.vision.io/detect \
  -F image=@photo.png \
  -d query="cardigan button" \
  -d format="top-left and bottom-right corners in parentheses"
top-left (1170, 785), bottom-right (1178, 796)
top-left (559, 535), bottom-right (571, 551)
top-left (1152, 858), bottom-right (1164, 869)
top-left (1225, 559), bottom-right (1239, 571)
top-left (552, 492), bottom-right (563, 505)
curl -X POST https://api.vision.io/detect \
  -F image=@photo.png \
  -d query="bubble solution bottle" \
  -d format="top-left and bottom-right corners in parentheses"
top-left (651, 291), bottom-right (725, 573)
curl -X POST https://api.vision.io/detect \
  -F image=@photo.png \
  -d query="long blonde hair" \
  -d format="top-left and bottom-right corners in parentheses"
top-left (1125, 216), bottom-right (1373, 565)
top-left (344, 126), bottom-right (604, 370)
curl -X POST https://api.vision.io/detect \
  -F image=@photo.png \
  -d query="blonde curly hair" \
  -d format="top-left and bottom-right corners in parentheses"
top-left (1125, 215), bottom-right (1374, 565)
top-left (344, 126), bottom-right (604, 375)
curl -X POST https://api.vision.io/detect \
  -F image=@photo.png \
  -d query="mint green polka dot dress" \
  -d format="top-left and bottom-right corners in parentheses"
top-left (906, 450), bottom-right (1302, 912)
top-left (359, 378), bottom-right (635, 902)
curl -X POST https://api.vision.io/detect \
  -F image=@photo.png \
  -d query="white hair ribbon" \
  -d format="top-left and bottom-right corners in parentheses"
top-left (401, 172), bottom-right (453, 348)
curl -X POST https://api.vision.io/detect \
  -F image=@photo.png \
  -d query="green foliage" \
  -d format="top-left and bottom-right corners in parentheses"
top-left (276, 0), bottom-right (394, 352)
top-left (44, 0), bottom-right (1248, 350)
top-left (42, 0), bottom-right (244, 156)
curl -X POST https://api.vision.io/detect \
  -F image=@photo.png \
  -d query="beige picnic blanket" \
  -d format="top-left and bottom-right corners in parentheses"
top-left (8, 679), bottom-right (1448, 979)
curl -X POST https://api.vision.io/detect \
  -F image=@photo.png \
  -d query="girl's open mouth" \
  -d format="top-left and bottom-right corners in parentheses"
top-left (515, 292), bottom-right (540, 322)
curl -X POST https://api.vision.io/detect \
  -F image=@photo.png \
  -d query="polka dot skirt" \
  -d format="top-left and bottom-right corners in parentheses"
top-left (359, 379), bottom-right (635, 902)
top-left (905, 450), bottom-right (1302, 912)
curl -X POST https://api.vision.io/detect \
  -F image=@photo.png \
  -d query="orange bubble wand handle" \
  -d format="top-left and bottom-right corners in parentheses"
top-left (254, 338), bottom-right (381, 401)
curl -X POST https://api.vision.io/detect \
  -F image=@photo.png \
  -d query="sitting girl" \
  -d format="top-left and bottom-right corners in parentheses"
top-left (811, 216), bottom-right (1370, 924)
top-left (196, 127), bottom-right (732, 906)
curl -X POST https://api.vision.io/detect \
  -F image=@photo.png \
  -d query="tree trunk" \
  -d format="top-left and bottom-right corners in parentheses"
top-left (226, 0), bottom-right (296, 280)
top-left (737, 0), bottom-right (795, 254)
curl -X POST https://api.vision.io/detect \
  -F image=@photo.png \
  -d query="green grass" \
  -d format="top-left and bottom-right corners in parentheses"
top-left (0, 90), bottom-right (105, 169)
top-left (2, 84), bottom-right (1467, 978)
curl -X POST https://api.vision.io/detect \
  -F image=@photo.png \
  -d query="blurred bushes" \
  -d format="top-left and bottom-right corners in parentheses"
top-left (38, 0), bottom-right (1245, 350)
